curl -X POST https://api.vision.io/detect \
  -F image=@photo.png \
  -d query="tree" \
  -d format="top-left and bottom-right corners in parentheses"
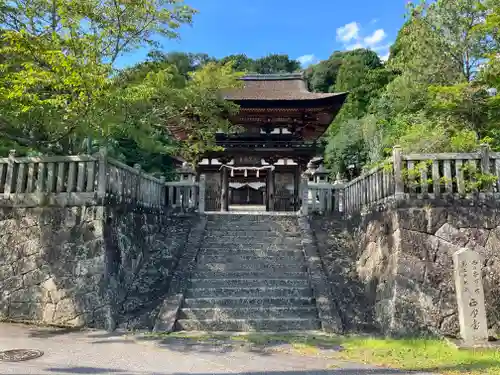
top-left (397, 0), bottom-right (489, 82)
top-left (252, 54), bottom-right (301, 74)
top-left (219, 54), bottom-right (300, 74)
top-left (219, 54), bottom-right (254, 72)
top-left (323, 50), bottom-right (390, 175)
top-left (109, 61), bottom-right (243, 164)
top-left (0, 0), bottom-right (196, 153)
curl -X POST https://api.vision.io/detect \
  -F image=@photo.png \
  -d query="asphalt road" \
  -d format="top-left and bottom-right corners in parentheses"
top-left (0, 323), bottom-right (432, 375)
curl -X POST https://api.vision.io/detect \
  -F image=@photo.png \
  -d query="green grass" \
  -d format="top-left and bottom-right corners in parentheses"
top-left (159, 332), bottom-right (500, 375)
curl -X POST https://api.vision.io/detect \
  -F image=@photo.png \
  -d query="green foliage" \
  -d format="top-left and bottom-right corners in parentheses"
top-left (219, 53), bottom-right (300, 74)
top-left (0, 0), bottom-right (196, 157)
top-left (313, 0), bottom-right (500, 179)
top-left (401, 158), bottom-right (498, 195)
top-left (459, 162), bottom-right (498, 193)
top-left (401, 160), bottom-right (432, 188)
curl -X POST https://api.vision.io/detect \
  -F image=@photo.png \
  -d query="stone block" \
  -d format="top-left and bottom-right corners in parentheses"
top-left (53, 298), bottom-right (80, 323)
top-left (466, 228), bottom-right (489, 248)
top-left (9, 302), bottom-right (44, 320)
top-left (396, 255), bottom-right (426, 283)
top-left (12, 255), bottom-right (40, 275)
top-left (484, 227), bottom-right (500, 261)
top-left (19, 215), bottom-right (39, 229)
top-left (74, 256), bottom-right (104, 277)
top-left (3, 276), bottom-right (23, 291)
top-left (42, 303), bottom-right (56, 323)
top-left (448, 206), bottom-right (498, 229)
top-left (435, 223), bottom-right (470, 247)
top-left (0, 264), bottom-right (13, 281)
top-left (23, 268), bottom-right (50, 287)
top-left (398, 229), bottom-right (433, 260)
top-left (0, 293), bottom-right (9, 319)
top-left (18, 239), bottom-right (42, 257)
top-left (9, 286), bottom-right (47, 304)
top-left (398, 207), bottom-right (447, 234)
top-left (0, 219), bottom-right (20, 235)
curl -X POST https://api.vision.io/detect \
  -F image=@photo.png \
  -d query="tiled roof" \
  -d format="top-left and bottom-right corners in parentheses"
top-left (223, 73), bottom-right (346, 101)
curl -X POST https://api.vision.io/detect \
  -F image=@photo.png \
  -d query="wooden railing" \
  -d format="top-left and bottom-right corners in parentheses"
top-left (342, 163), bottom-right (395, 214)
top-left (0, 148), bottom-right (204, 212)
top-left (399, 145), bottom-right (499, 198)
top-left (302, 144), bottom-right (500, 216)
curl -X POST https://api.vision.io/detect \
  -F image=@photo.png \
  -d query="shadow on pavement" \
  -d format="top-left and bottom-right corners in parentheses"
top-left (44, 367), bottom-right (124, 374)
top-left (27, 326), bottom-right (86, 338)
top-left (44, 368), bottom-right (417, 374)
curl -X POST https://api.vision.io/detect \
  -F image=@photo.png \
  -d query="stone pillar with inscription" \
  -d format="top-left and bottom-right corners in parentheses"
top-left (453, 248), bottom-right (489, 345)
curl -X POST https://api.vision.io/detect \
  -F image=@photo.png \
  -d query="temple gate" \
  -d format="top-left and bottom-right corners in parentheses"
top-left (172, 73), bottom-right (347, 212)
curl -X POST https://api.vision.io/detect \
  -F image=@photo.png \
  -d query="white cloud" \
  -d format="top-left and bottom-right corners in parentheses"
top-left (336, 22), bottom-right (360, 42)
top-left (297, 54), bottom-right (317, 67)
top-left (336, 21), bottom-right (391, 62)
top-left (364, 29), bottom-right (387, 47)
top-left (380, 53), bottom-right (390, 62)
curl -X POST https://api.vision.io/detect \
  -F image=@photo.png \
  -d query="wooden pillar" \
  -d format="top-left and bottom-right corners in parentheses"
top-left (221, 166), bottom-right (229, 212)
top-left (265, 157), bottom-right (278, 211)
top-left (268, 168), bottom-right (275, 211)
top-left (393, 145), bottom-right (404, 199)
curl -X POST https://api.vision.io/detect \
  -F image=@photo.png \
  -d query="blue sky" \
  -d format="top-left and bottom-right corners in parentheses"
top-left (116, 0), bottom-right (409, 69)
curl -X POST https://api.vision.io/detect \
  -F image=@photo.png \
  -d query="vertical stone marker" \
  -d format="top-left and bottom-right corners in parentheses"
top-left (453, 248), bottom-right (489, 344)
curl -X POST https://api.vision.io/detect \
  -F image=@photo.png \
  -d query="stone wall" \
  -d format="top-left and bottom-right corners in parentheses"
top-left (312, 199), bottom-right (500, 337)
top-left (0, 205), bottom-right (197, 330)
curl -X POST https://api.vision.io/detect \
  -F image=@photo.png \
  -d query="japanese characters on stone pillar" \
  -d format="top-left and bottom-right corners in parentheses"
top-left (453, 248), bottom-right (489, 344)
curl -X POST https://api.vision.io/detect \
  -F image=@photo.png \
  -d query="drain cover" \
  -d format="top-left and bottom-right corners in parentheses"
top-left (0, 349), bottom-right (44, 362)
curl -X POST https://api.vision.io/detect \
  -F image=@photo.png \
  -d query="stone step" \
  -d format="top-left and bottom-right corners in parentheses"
top-left (190, 270), bottom-right (309, 280)
top-left (178, 306), bottom-right (318, 320)
top-left (185, 286), bottom-right (312, 299)
top-left (175, 318), bottom-right (321, 332)
top-left (196, 262), bottom-right (306, 272)
top-left (199, 248), bottom-right (304, 257)
top-left (204, 231), bottom-right (300, 239)
top-left (201, 242), bottom-right (302, 251)
top-left (197, 254), bottom-right (304, 264)
top-left (189, 278), bottom-right (309, 289)
top-left (203, 237), bottom-right (302, 245)
top-left (205, 223), bottom-right (295, 230)
top-left (183, 296), bottom-right (315, 308)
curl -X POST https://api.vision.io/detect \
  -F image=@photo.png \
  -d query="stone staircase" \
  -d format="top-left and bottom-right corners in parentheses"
top-left (174, 215), bottom-right (321, 332)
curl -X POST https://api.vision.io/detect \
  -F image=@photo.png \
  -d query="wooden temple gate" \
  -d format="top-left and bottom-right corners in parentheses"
top-left (167, 73), bottom-right (348, 212)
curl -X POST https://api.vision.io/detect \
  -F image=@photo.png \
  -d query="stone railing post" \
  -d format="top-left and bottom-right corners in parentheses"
top-left (392, 145), bottom-right (404, 199)
top-left (4, 149), bottom-right (16, 199)
top-left (97, 147), bottom-right (108, 202)
top-left (480, 143), bottom-right (492, 193)
top-left (134, 163), bottom-right (141, 205)
top-left (301, 175), bottom-right (309, 216)
top-left (198, 174), bottom-right (206, 214)
top-left (336, 179), bottom-right (347, 213)
top-left (160, 176), bottom-right (166, 208)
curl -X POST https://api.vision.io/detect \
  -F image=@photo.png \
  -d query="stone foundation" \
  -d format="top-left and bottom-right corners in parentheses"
top-left (0, 206), bottom-right (197, 330)
top-left (312, 199), bottom-right (500, 337)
